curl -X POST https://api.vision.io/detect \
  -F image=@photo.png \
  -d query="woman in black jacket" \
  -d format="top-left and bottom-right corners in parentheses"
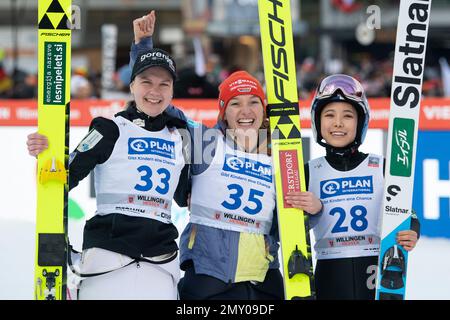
top-left (27, 48), bottom-right (191, 300)
top-left (291, 74), bottom-right (420, 299)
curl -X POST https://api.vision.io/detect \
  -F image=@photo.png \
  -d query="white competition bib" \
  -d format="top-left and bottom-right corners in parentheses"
top-left (309, 154), bottom-right (384, 259)
top-left (94, 116), bottom-right (185, 224)
top-left (190, 136), bottom-right (276, 234)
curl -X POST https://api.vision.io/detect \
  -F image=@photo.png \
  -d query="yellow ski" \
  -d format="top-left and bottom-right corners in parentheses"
top-left (35, 0), bottom-right (71, 300)
top-left (258, 0), bottom-right (315, 299)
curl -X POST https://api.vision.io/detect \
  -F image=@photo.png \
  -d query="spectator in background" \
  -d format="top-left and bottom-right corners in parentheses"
top-left (358, 55), bottom-right (375, 80)
top-left (12, 72), bottom-right (38, 99)
top-left (205, 53), bottom-right (223, 86)
top-left (423, 65), bottom-right (444, 97)
top-left (169, 41), bottom-right (219, 98)
top-left (174, 67), bottom-right (218, 99)
top-left (298, 57), bottom-right (321, 100)
top-left (362, 70), bottom-right (388, 97)
top-left (71, 74), bottom-right (93, 99)
top-left (71, 67), bottom-right (94, 99)
top-left (115, 64), bottom-right (132, 93)
top-left (0, 64), bottom-right (13, 98)
top-left (90, 71), bottom-right (103, 99)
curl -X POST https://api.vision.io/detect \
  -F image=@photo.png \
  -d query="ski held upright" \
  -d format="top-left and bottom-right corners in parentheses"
top-left (258, 0), bottom-right (315, 300)
top-left (35, 0), bottom-right (72, 300)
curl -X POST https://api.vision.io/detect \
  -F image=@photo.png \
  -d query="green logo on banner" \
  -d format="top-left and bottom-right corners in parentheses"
top-left (43, 41), bottom-right (65, 105)
top-left (390, 118), bottom-right (415, 177)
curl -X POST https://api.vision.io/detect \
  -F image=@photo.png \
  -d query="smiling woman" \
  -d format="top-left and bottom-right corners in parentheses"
top-left (27, 46), bottom-right (192, 300)
top-left (131, 12), bottom-right (324, 301)
top-left (179, 70), bottom-right (284, 299)
top-left (305, 74), bottom-right (421, 300)
top-left (130, 67), bottom-right (173, 117)
top-left (129, 48), bottom-right (176, 117)
top-left (217, 71), bottom-right (268, 154)
top-left (225, 95), bottom-right (264, 130)
top-left (320, 102), bottom-right (358, 148)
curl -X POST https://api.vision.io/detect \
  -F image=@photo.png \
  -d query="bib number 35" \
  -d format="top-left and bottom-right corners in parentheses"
top-left (221, 184), bottom-right (264, 215)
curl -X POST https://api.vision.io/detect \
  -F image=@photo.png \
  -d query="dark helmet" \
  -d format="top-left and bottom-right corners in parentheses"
top-left (310, 74), bottom-right (370, 148)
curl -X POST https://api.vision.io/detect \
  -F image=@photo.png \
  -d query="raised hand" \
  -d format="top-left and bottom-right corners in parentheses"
top-left (133, 10), bottom-right (156, 44)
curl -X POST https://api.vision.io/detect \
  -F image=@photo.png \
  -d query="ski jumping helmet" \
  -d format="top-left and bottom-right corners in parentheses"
top-left (310, 74), bottom-right (370, 148)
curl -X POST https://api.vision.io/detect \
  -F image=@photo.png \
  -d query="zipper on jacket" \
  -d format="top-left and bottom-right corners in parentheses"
top-left (343, 157), bottom-right (349, 171)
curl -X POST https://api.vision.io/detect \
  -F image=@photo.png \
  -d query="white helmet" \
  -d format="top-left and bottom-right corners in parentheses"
top-left (310, 74), bottom-right (370, 148)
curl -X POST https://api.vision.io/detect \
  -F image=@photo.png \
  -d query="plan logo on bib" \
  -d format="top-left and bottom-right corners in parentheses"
top-left (223, 154), bottom-right (272, 183)
top-left (128, 137), bottom-right (175, 159)
top-left (320, 176), bottom-right (373, 199)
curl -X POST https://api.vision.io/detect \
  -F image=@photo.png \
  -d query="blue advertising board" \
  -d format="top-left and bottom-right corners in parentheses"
top-left (413, 131), bottom-right (450, 238)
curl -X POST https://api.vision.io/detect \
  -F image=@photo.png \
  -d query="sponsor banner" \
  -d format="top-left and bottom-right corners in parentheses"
top-left (279, 150), bottom-right (301, 208)
top-left (315, 234), bottom-right (380, 249)
top-left (222, 212), bottom-right (258, 228)
top-left (101, 25), bottom-right (118, 92)
top-left (1, 98), bottom-right (450, 129)
top-left (320, 176), bottom-right (374, 199)
top-left (43, 42), bottom-right (66, 105)
top-left (384, 205), bottom-right (410, 216)
top-left (413, 131), bottom-right (450, 238)
top-left (128, 137), bottom-right (175, 159)
top-left (112, 205), bottom-right (172, 222)
top-left (223, 154), bottom-right (272, 183)
top-left (390, 118), bottom-right (415, 177)
top-left (189, 203), bottom-right (270, 235)
top-left (130, 194), bottom-right (169, 209)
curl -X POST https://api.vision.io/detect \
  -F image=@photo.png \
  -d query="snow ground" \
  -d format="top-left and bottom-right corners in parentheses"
top-left (0, 218), bottom-right (448, 300)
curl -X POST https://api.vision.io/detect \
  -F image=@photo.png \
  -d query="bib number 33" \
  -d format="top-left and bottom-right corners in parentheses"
top-left (134, 165), bottom-right (171, 195)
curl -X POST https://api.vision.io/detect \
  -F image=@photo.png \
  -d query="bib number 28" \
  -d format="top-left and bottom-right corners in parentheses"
top-left (330, 205), bottom-right (368, 233)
